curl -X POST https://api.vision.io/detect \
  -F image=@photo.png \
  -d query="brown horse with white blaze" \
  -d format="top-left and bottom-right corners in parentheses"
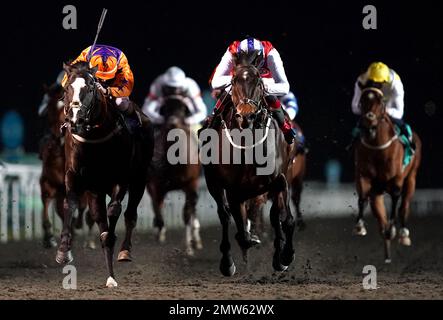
top-left (38, 82), bottom-right (93, 248)
top-left (353, 87), bottom-right (421, 263)
top-left (56, 61), bottom-right (154, 287)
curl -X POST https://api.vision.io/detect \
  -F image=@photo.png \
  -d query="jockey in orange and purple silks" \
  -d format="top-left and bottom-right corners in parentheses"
top-left (205, 37), bottom-right (301, 145)
top-left (62, 44), bottom-right (140, 133)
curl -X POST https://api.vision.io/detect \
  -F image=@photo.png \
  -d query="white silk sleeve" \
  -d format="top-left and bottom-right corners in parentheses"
top-left (211, 49), bottom-right (234, 89)
top-left (265, 49), bottom-right (290, 96)
top-left (185, 79), bottom-right (208, 125)
top-left (386, 78), bottom-right (404, 119)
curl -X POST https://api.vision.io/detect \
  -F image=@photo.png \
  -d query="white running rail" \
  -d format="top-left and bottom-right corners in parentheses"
top-left (0, 163), bottom-right (442, 244)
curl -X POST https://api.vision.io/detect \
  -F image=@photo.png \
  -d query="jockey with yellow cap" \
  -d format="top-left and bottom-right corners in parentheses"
top-left (349, 62), bottom-right (415, 150)
top-left (62, 44), bottom-right (140, 133)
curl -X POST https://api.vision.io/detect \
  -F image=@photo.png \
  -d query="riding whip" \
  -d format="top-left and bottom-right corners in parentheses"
top-left (87, 8), bottom-right (108, 61)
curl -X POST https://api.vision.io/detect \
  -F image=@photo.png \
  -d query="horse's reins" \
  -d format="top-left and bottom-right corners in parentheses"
top-left (220, 70), bottom-right (271, 149)
top-left (359, 87), bottom-right (399, 151)
top-left (65, 72), bottom-right (122, 144)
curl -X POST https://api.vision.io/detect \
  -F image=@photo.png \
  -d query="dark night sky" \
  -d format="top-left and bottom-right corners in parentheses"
top-left (1, 0), bottom-right (442, 187)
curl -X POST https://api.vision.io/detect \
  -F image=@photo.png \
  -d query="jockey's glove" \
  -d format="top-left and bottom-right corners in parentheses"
top-left (96, 82), bottom-right (109, 96)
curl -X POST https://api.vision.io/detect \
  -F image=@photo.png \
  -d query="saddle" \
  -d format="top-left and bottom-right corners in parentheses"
top-left (394, 123), bottom-right (415, 170)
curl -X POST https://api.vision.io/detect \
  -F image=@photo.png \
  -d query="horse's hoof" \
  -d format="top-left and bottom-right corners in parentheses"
top-left (273, 253), bottom-right (289, 272)
top-left (85, 240), bottom-right (96, 250)
top-left (389, 225), bottom-right (397, 240)
top-left (43, 236), bottom-right (57, 249)
top-left (106, 276), bottom-right (118, 288)
top-left (117, 250), bottom-right (132, 262)
top-left (352, 224), bottom-right (367, 236)
top-left (398, 228), bottom-right (411, 246)
top-left (185, 247), bottom-right (195, 257)
top-left (55, 250), bottom-right (73, 265)
top-left (273, 261), bottom-right (289, 272)
top-left (384, 258), bottom-right (392, 264)
top-left (157, 228), bottom-right (166, 243)
top-left (220, 262), bottom-right (236, 277)
top-left (192, 240), bottom-right (203, 250)
top-left (280, 251), bottom-right (295, 267)
top-left (399, 236), bottom-right (411, 246)
top-left (250, 235), bottom-right (262, 245)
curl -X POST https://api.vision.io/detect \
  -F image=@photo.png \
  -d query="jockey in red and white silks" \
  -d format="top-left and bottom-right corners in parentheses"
top-left (207, 37), bottom-right (300, 145)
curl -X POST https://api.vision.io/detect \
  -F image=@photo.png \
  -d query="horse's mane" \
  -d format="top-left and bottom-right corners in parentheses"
top-left (69, 61), bottom-right (93, 73)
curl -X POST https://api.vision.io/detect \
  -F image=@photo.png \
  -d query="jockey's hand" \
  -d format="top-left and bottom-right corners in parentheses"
top-left (262, 78), bottom-right (275, 93)
top-left (96, 82), bottom-right (109, 96)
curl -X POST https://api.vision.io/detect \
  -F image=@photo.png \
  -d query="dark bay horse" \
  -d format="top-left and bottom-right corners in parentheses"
top-left (353, 87), bottom-right (421, 263)
top-left (38, 83), bottom-right (93, 248)
top-left (246, 121), bottom-right (307, 242)
top-left (146, 95), bottom-right (202, 255)
top-left (201, 51), bottom-right (297, 276)
top-left (57, 62), bottom-right (154, 287)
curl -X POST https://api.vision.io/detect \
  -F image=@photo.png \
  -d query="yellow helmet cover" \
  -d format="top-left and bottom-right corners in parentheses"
top-left (366, 62), bottom-right (391, 83)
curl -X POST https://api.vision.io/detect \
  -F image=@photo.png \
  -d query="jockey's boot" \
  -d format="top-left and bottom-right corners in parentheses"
top-left (120, 104), bottom-right (142, 137)
top-left (271, 107), bottom-right (299, 145)
top-left (390, 117), bottom-right (416, 151)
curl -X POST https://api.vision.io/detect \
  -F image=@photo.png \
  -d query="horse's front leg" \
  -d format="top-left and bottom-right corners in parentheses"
top-left (388, 182), bottom-right (403, 241)
top-left (270, 174), bottom-right (295, 271)
top-left (370, 194), bottom-right (391, 263)
top-left (205, 172), bottom-right (235, 276)
top-left (226, 193), bottom-right (257, 264)
top-left (40, 180), bottom-right (57, 248)
top-left (147, 183), bottom-right (167, 243)
top-left (56, 190), bottom-right (78, 265)
top-left (183, 181), bottom-right (201, 256)
top-left (88, 192), bottom-right (117, 287)
top-left (118, 181), bottom-right (144, 262)
top-left (353, 176), bottom-right (371, 236)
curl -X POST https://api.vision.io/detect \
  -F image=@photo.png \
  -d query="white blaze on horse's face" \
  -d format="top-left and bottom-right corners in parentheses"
top-left (70, 77), bottom-right (86, 123)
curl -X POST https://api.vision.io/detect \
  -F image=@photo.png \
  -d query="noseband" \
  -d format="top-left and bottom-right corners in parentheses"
top-left (359, 87), bottom-right (399, 150)
top-left (232, 66), bottom-right (265, 110)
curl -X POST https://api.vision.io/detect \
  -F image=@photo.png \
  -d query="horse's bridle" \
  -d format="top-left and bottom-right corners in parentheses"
top-left (231, 65), bottom-right (266, 110)
top-left (64, 72), bottom-right (98, 127)
top-left (359, 87), bottom-right (399, 150)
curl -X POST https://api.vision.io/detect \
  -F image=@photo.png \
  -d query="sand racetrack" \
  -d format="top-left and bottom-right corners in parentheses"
top-left (0, 215), bottom-right (442, 300)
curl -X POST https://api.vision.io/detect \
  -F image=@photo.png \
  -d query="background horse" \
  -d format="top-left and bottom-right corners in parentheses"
top-left (353, 87), bottom-right (421, 263)
top-left (201, 51), bottom-right (297, 276)
top-left (38, 83), bottom-right (93, 248)
top-left (146, 95), bottom-right (202, 256)
top-left (246, 121), bottom-right (307, 242)
top-left (57, 62), bottom-right (154, 287)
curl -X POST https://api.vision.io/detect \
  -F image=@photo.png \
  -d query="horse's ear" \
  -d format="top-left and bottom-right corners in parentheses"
top-left (63, 62), bottom-right (72, 74)
top-left (232, 52), bottom-right (240, 66)
top-left (90, 65), bottom-right (99, 76)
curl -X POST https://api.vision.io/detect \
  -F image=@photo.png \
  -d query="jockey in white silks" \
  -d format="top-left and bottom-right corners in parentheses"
top-left (142, 66), bottom-right (207, 135)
